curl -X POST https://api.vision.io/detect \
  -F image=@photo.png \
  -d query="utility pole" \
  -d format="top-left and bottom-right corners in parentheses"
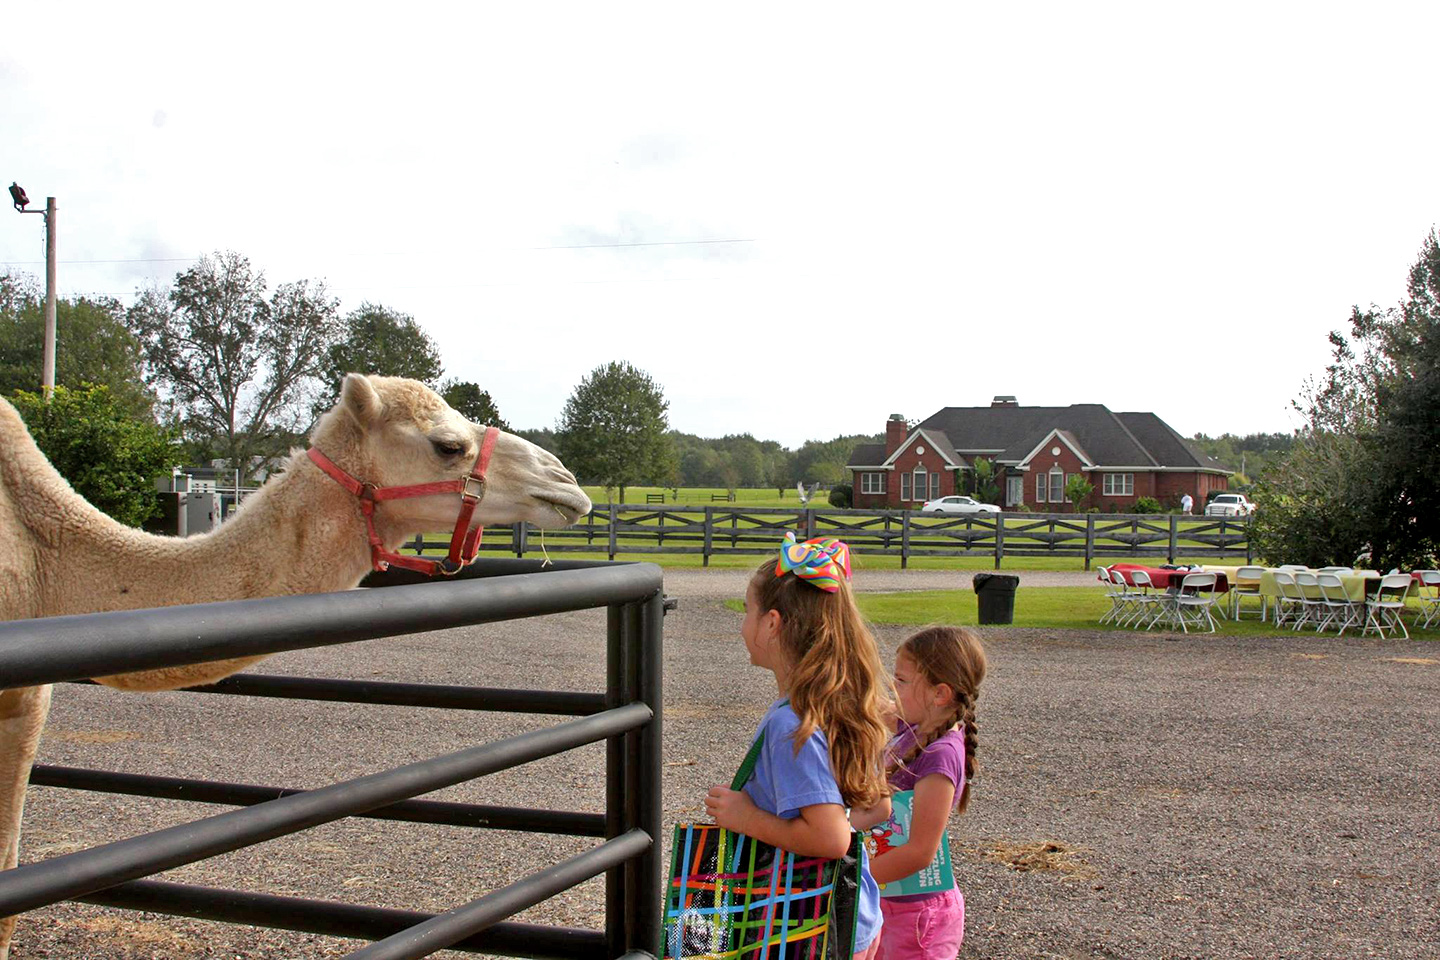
top-left (8, 183), bottom-right (57, 398)
top-left (42, 196), bottom-right (56, 397)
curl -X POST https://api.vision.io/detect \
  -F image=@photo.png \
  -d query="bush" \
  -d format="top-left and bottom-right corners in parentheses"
top-left (10, 383), bottom-right (178, 527)
top-left (1134, 496), bottom-right (1163, 514)
top-left (828, 483), bottom-right (853, 508)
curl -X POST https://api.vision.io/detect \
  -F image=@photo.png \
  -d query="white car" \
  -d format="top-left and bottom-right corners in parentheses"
top-left (921, 495), bottom-right (1001, 515)
top-left (1204, 493), bottom-right (1255, 517)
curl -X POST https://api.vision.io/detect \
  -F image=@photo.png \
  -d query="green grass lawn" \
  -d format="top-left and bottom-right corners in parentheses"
top-left (722, 586), bottom-right (1439, 639)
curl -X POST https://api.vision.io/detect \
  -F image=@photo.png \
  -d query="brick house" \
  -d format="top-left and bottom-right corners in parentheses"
top-left (847, 397), bottom-right (1231, 512)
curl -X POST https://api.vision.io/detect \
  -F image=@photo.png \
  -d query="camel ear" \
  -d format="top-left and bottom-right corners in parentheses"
top-left (340, 373), bottom-right (383, 426)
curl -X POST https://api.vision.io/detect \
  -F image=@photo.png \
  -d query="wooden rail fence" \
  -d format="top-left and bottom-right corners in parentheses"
top-left (407, 506), bottom-right (1254, 569)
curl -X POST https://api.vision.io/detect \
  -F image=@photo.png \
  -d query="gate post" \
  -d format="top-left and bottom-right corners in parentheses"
top-left (628, 592), bottom-right (664, 951)
top-left (1084, 514), bottom-right (1095, 571)
top-left (994, 513), bottom-right (1005, 570)
top-left (1168, 514), bottom-right (1178, 565)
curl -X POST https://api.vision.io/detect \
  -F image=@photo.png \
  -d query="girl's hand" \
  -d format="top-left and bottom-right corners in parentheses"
top-left (704, 785), bottom-right (757, 834)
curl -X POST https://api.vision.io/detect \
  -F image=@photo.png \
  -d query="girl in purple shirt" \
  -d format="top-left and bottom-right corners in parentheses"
top-left (855, 626), bottom-right (987, 960)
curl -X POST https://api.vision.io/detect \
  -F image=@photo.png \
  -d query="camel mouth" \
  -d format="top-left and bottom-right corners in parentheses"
top-left (535, 494), bottom-right (591, 527)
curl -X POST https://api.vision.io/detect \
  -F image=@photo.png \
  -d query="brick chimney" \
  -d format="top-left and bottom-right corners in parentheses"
top-left (991, 395), bottom-right (1018, 408)
top-left (885, 414), bottom-right (908, 455)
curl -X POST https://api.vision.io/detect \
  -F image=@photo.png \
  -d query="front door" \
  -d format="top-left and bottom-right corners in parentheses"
top-left (1006, 476), bottom-right (1023, 508)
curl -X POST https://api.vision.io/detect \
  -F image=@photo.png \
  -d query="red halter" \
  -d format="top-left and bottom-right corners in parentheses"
top-left (307, 426), bottom-right (501, 576)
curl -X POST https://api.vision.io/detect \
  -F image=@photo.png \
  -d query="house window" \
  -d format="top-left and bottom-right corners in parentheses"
top-left (901, 471), bottom-right (911, 501)
top-left (1049, 467), bottom-right (1064, 502)
top-left (931, 472), bottom-right (940, 498)
top-left (1036, 472), bottom-right (1047, 503)
top-left (861, 472), bottom-right (886, 495)
top-left (912, 467), bottom-right (928, 502)
top-left (1103, 473), bottom-right (1135, 496)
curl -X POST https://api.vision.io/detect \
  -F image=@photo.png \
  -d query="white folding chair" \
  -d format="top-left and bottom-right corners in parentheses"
top-left (1315, 573), bottom-right (1361, 635)
top-left (1317, 566), bottom-right (1353, 575)
top-left (1271, 571), bottom-right (1302, 627)
top-left (1098, 567), bottom-right (1129, 625)
top-left (1418, 571), bottom-right (1440, 630)
top-left (1126, 569), bottom-right (1164, 629)
top-left (1228, 566), bottom-right (1267, 621)
top-left (1171, 573), bottom-right (1219, 634)
top-left (1362, 573), bottom-right (1413, 639)
top-left (1292, 572), bottom-right (1326, 631)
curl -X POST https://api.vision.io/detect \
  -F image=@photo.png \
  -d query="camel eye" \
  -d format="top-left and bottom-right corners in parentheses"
top-left (432, 439), bottom-right (466, 458)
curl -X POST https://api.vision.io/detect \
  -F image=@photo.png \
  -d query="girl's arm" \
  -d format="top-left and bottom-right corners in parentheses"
top-left (869, 773), bottom-right (955, 884)
top-left (848, 793), bottom-right (892, 832)
top-left (705, 787), bottom-right (853, 860)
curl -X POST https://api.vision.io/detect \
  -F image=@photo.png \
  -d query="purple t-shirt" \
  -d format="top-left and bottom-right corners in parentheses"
top-left (887, 721), bottom-right (967, 799)
top-left (884, 722), bottom-right (966, 904)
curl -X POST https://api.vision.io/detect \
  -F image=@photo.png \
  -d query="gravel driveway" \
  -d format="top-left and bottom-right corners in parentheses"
top-left (13, 567), bottom-right (1440, 958)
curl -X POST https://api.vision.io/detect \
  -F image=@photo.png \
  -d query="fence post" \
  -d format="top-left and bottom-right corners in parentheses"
top-left (804, 508), bottom-right (815, 540)
top-left (901, 512), bottom-right (911, 570)
top-left (608, 504), bottom-right (618, 562)
top-left (703, 507), bottom-right (713, 568)
top-left (1168, 514), bottom-right (1178, 564)
top-left (514, 521), bottom-right (526, 558)
top-left (1084, 514), bottom-right (1095, 571)
top-left (994, 513), bottom-right (1005, 570)
top-left (1246, 516), bottom-right (1254, 564)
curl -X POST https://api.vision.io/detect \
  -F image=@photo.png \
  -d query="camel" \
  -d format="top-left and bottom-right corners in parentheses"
top-left (0, 373), bottom-right (592, 958)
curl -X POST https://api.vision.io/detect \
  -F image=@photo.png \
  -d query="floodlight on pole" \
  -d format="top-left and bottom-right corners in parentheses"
top-left (7, 181), bottom-right (57, 398)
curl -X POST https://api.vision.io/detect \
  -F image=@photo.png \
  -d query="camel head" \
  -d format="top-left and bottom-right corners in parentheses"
top-left (311, 374), bottom-right (591, 535)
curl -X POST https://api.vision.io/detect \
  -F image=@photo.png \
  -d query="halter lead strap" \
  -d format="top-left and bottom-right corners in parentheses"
top-left (307, 425), bottom-right (501, 576)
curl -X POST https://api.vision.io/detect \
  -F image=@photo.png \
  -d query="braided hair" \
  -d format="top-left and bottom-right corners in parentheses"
top-left (887, 626), bottom-right (987, 815)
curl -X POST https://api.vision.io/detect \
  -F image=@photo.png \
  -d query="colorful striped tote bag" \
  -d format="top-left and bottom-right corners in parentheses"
top-left (661, 731), bottom-right (862, 960)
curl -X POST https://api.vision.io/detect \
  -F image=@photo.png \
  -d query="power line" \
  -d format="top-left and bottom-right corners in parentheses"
top-left (1, 256), bottom-right (200, 265)
top-left (529, 238), bottom-right (756, 250)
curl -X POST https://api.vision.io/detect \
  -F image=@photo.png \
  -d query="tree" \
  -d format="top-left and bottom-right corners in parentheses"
top-left (1, 271), bottom-right (152, 417)
top-left (314, 303), bottom-right (444, 414)
top-left (972, 457), bottom-right (1000, 505)
top-left (555, 361), bottom-right (676, 503)
top-left (10, 384), bottom-right (178, 527)
top-left (1064, 473), bottom-right (1095, 513)
top-left (127, 251), bottom-right (340, 481)
top-left (1253, 230), bottom-right (1440, 569)
top-left (441, 380), bottom-right (510, 430)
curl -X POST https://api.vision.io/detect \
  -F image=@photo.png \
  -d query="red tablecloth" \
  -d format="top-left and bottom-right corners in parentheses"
top-left (1106, 563), bottom-right (1230, 593)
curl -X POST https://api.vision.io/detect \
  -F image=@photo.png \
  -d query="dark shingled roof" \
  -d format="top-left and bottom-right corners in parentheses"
top-left (848, 442), bottom-right (887, 467)
top-left (846, 403), bottom-right (1227, 472)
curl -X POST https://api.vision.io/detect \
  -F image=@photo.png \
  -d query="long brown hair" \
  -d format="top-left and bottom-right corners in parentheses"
top-left (750, 557), bottom-right (890, 810)
top-left (889, 626), bottom-right (986, 814)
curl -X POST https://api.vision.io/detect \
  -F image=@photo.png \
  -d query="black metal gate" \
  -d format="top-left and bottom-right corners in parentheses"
top-left (0, 558), bottom-right (663, 959)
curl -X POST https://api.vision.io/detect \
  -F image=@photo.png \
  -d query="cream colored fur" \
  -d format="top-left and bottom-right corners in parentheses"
top-left (0, 374), bottom-right (590, 957)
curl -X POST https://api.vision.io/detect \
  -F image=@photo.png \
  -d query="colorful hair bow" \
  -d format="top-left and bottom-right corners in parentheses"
top-left (775, 531), bottom-right (852, 593)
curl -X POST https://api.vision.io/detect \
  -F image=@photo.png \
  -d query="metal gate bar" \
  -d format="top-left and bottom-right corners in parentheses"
top-left (0, 565), bottom-right (656, 690)
top-left (71, 674), bottom-right (609, 715)
top-left (28, 766), bottom-right (606, 836)
top-left (348, 829), bottom-right (650, 960)
top-left (79, 880), bottom-right (606, 958)
top-left (0, 703), bottom-right (649, 917)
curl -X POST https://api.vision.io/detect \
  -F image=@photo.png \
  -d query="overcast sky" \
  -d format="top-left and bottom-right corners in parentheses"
top-left (3, 3), bottom-right (1437, 448)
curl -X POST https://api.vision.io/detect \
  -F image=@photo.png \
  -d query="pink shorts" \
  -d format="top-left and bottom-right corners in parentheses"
top-left (876, 889), bottom-right (965, 960)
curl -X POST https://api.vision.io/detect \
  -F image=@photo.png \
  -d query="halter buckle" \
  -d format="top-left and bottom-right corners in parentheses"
top-left (462, 476), bottom-right (486, 501)
top-left (358, 482), bottom-right (379, 502)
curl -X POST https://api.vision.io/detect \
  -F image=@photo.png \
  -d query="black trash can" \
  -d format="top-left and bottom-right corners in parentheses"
top-left (973, 573), bottom-right (1020, 625)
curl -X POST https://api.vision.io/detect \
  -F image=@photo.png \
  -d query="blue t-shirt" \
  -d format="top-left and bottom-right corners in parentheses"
top-left (741, 699), bottom-right (881, 950)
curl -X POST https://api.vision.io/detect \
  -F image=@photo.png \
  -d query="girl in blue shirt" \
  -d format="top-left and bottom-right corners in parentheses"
top-left (704, 534), bottom-right (891, 958)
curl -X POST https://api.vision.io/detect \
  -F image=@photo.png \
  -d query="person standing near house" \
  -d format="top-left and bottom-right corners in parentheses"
top-left (1180, 493), bottom-right (1194, 514)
